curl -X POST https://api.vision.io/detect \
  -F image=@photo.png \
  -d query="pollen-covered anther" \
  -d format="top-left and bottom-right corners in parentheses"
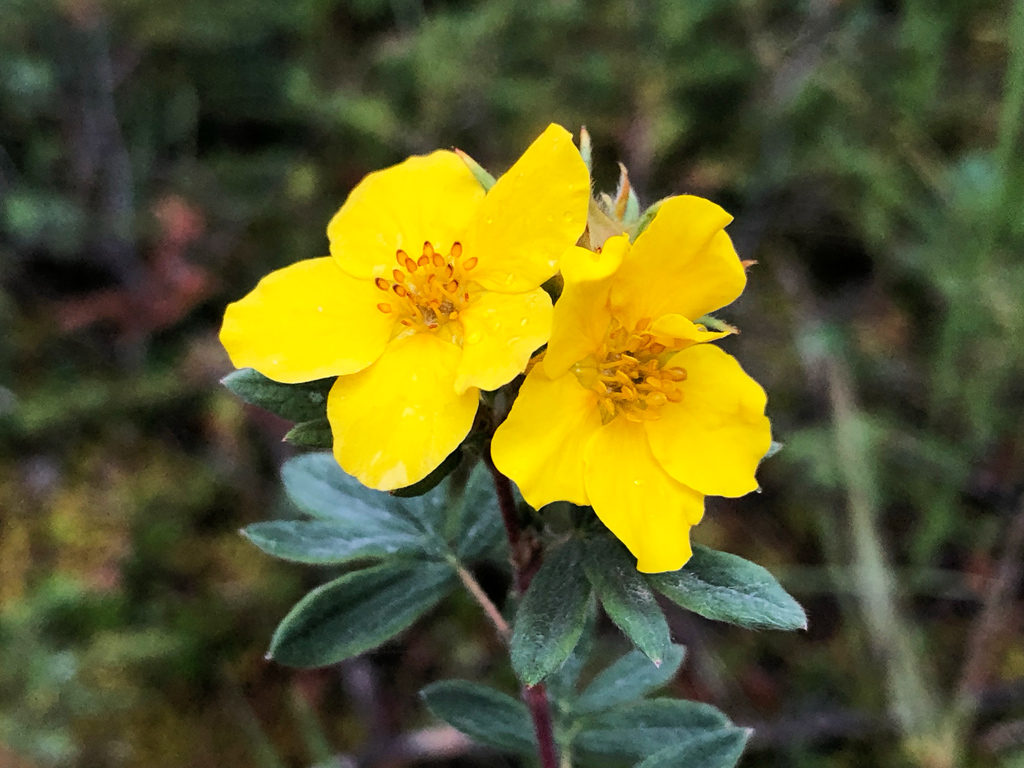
top-left (582, 318), bottom-right (689, 424)
top-left (373, 240), bottom-right (475, 327)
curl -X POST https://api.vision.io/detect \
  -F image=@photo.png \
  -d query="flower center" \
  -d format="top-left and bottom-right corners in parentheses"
top-left (374, 241), bottom-right (478, 332)
top-left (573, 317), bottom-right (687, 425)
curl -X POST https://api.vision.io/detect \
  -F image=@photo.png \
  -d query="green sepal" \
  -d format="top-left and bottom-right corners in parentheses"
top-left (242, 520), bottom-right (423, 565)
top-left (268, 559), bottom-right (456, 667)
top-left (389, 448), bottom-right (462, 498)
top-left (648, 546), bottom-right (807, 631)
top-left (511, 538), bottom-right (593, 685)
top-left (455, 148), bottom-right (496, 190)
top-left (573, 698), bottom-right (734, 764)
top-left (636, 727), bottom-right (750, 768)
top-left (283, 418), bottom-right (332, 448)
top-left (631, 197), bottom-right (668, 242)
top-left (420, 680), bottom-right (536, 756)
top-left (583, 535), bottom-right (671, 665)
top-left (221, 368), bottom-right (332, 422)
top-left (573, 645), bottom-right (686, 716)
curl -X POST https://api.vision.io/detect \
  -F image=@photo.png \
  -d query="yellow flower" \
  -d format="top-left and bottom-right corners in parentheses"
top-left (491, 196), bottom-right (771, 573)
top-left (220, 124), bottom-right (590, 490)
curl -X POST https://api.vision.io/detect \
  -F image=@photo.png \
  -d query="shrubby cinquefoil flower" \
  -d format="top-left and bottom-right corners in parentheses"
top-left (491, 196), bottom-right (771, 573)
top-left (221, 124), bottom-right (589, 490)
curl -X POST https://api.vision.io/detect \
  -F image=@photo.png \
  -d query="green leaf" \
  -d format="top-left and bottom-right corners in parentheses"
top-left (421, 680), bottom-right (536, 756)
top-left (453, 463), bottom-right (505, 562)
top-left (545, 599), bottom-right (598, 701)
top-left (583, 535), bottom-right (671, 665)
top-left (222, 368), bottom-right (332, 422)
top-left (574, 699), bottom-right (734, 763)
top-left (636, 728), bottom-right (750, 768)
top-left (511, 539), bottom-right (593, 685)
top-left (454, 149), bottom-right (497, 190)
top-left (242, 520), bottom-right (423, 565)
top-left (648, 546), bottom-right (807, 631)
top-left (389, 448), bottom-right (462, 498)
top-left (573, 645), bottom-right (686, 716)
top-left (283, 418), bottom-right (332, 448)
top-left (268, 559), bottom-right (456, 667)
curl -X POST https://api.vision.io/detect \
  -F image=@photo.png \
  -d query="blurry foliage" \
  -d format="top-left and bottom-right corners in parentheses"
top-left (1, 0), bottom-right (1023, 766)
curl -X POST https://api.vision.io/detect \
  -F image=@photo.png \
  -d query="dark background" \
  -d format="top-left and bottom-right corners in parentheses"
top-left (2, 0), bottom-right (1023, 766)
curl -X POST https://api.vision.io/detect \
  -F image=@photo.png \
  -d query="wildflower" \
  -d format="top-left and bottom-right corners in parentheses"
top-left (221, 125), bottom-right (590, 490)
top-left (491, 196), bottom-right (771, 572)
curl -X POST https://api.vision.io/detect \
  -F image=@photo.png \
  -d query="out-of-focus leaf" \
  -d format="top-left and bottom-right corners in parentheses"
top-left (511, 539), bottom-right (593, 685)
top-left (583, 535), bottom-right (670, 665)
top-left (574, 699), bottom-right (734, 763)
top-left (453, 463), bottom-right (505, 561)
top-left (221, 368), bottom-right (332, 422)
top-left (268, 559), bottom-right (456, 667)
top-left (648, 546), bottom-right (807, 631)
top-left (421, 680), bottom-right (536, 755)
top-left (242, 520), bottom-right (424, 565)
top-left (573, 645), bottom-right (686, 716)
top-left (636, 727), bottom-right (750, 768)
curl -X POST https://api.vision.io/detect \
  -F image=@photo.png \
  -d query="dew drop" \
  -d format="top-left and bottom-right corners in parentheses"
top-left (519, 317), bottom-right (528, 327)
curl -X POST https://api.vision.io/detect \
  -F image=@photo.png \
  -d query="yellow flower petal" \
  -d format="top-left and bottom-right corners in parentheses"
top-left (454, 288), bottom-right (552, 394)
top-left (584, 417), bottom-right (705, 573)
top-left (220, 257), bottom-right (394, 383)
top-left (465, 124), bottom-right (590, 293)
top-left (491, 369), bottom-right (602, 508)
top-left (645, 343), bottom-right (770, 498)
top-left (327, 333), bottom-right (478, 490)
top-left (610, 195), bottom-right (745, 323)
top-left (326, 151), bottom-right (485, 280)
top-left (543, 237), bottom-right (631, 378)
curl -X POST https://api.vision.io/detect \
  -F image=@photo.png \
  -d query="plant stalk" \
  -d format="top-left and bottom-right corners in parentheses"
top-left (484, 448), bottom-right (560, 768)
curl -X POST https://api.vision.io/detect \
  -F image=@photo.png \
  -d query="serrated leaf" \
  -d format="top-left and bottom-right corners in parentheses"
top-left (583, 535), bottom-right (670, 664)
top-left (284, 418), bottom-right (332, 448)
top-left (421, 680), bottom-right (536, 756)
top-left (222, 368), bottom-right (332, 422)
top-left (574, 645), bottom-right (686, 716)
top-left (242, 520), bottom-right (423, 565)
top-left (511, 539), bottom-right (593, 685)
top-left (636, 727), bottom-right (750, 768)
top-left (648, 546), bottom-right (807, 631)
top-left (268, 559), bottom-right (456, 667)
top-left (574, 699), bottom-right (733, 763)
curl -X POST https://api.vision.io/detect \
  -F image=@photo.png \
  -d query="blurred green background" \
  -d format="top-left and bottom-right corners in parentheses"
top-left (2, 0), bottom-right (1023, 765)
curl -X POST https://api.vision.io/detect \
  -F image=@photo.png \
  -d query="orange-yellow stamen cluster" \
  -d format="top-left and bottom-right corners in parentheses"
top-left (575, 318), bottom-right (687, 424)
top-left (374, 241), bottom-right (478, 331)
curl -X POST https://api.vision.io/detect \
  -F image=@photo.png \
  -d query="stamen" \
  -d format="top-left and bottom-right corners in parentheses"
top-left (396, 249), bottom-right (408, 266)
top-left (375, 277), bottom-right (390, 290)
top-left (423, 242), bottom-right (435, 258)
top-left (432, 253), bottom-right (445, 267)
top-left (462, 256), bottom-right (478, 271)
top-left (450, 242), bottom-right (462, 259)
top-left (444, 280), bottom-right (459, 293)
top-left (392, 269), bottom-right (405, 283)
top-left (393, 284), bottom-right (408, 297)
top-left (377, 302), bottom-right (392, 313)
top-left (418, 254), bottom-right (430, 267)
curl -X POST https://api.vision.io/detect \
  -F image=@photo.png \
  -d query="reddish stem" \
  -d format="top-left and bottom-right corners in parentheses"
top-left (484, 449), bottom-right (560, 768)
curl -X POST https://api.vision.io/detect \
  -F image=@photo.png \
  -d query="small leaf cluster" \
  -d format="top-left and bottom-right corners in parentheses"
top-left (247, 452), bottom-right (502, 667)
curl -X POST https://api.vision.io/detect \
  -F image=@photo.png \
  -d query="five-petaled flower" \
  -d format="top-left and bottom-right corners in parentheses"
top-left (491, 196), bottom-right (772, 573)
top-left (220, 124), bottom-right (590, 490)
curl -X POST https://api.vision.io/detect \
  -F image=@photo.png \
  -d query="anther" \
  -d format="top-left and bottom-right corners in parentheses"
top-left (444, 280), bottom-right (459, 293)
top-left (404, 256), bottom-right (418, 272)
top-left (432, 253), bottom-right (445, 267)
top-left (462, 256), bottom-right (478, 271)
top-left (375, 277), bottom-right (390, 291)
top-left (377, 302), bottom-right (392, 313)
top-left (392, 284), bottom-right (408, 297)
top-left (423, 242), bottom-right (435, 258)
top-left (392, 269), bottom-right (405, 283)
top-left (450, 242), bottom-right (462, 259)
top-left (396, 249), bottom-right (408, 266)
top-left (418, 254), bottom-right (430, 267)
